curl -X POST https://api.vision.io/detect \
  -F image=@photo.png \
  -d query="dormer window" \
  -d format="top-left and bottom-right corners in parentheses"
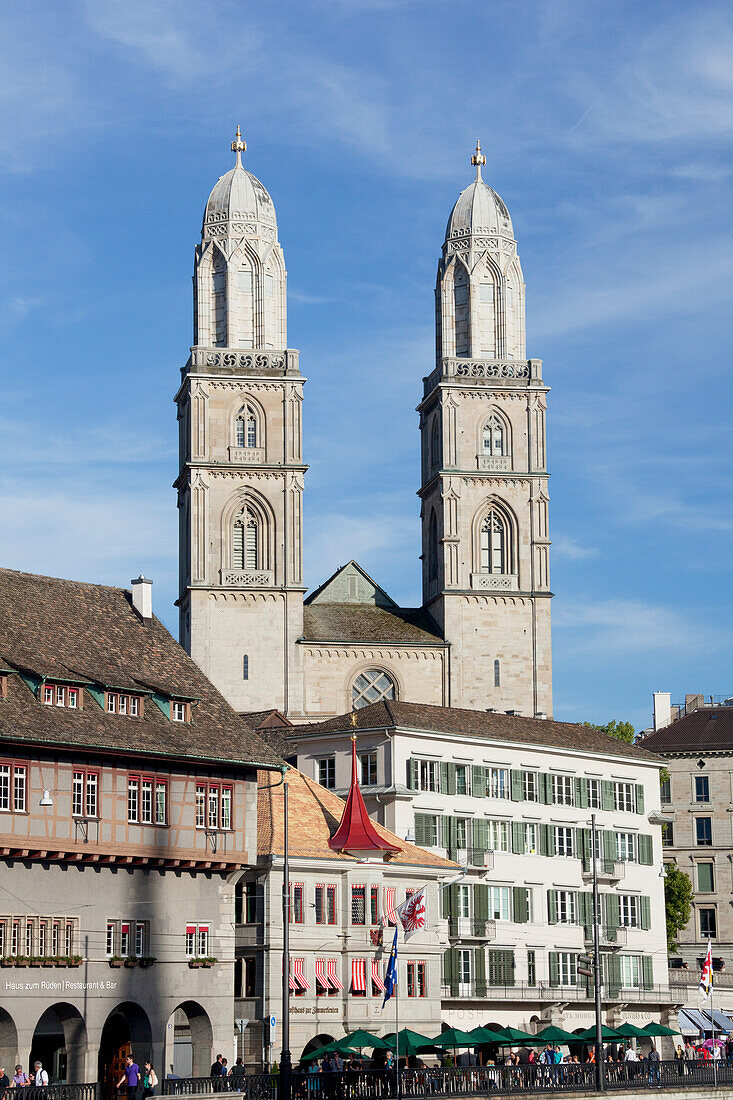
top-left (42, 684), bottom-right (80, 709)
top-left (172, 701), bottom-right (190, 723)
top-left (106, 692), bottom-right (143, 717)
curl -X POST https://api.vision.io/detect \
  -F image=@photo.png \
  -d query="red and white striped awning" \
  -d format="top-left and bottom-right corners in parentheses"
top-left (327, 958), bottom-right (343, 990)
top-left (351, 958), bottom-right (367, 993)
top-left (289, 971), bottom-right (297, 991)
top-left (293, 957), bottom-right (310, 990)
top-left (371, 959), bottom-right (385, 992)
top-left (383, 886), bottom-right (398, 925)
top-left (185, 924), bottom-right (195, 934)
top-left (315, 957), bottom-right (331, 991)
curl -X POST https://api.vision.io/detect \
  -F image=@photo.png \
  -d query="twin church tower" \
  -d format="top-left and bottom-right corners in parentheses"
top-left (176, 130), bottom-right (552, 722)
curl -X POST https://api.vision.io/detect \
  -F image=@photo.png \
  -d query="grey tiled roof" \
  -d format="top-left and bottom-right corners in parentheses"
top-left (301, 605), bottom-right (444, 645)
top-left (640, 708), bottom-right (733, 754)
top-left (0, 567), bottom-right (284, 769)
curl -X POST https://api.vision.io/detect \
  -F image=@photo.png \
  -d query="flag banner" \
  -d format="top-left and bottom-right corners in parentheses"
top-left (382, 928), bottom-right (398, 1006)
top-left (395, 885), bottom-right (427, 941)
top-left (700, 939), bottom-right (713, 999)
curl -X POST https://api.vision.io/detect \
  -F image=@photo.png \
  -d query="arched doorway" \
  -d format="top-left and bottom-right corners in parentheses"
top-left (30, 1003), bottom-right (87, 1084)
top-left (300, 1034), bottom-right (334, 1065)
top-left (165, 1002), bottom-right (213, 1079)
top-left (0, 1008), bottom-right (18, 1075)
top-left (98, 1003), bottom-right (152, 1100)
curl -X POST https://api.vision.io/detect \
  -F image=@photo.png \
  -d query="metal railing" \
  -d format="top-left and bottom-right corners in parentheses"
top-left (440, 979), bottom-right (672, 1002)
top-left (14, 1087), bottom-right (99, 1100)
top-left (162, 1076), bottom-right (276, 1099)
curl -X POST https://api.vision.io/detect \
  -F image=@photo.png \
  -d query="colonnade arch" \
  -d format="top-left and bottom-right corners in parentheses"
top-left (165, 1001), bottom-right (214, 1079)
top-left (30, 1003), bottom-right (87, 1084)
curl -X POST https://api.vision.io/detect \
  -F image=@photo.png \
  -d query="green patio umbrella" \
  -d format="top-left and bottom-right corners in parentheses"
top-left (530, 1025), bottom-right (580, 1045)
top-left (383, 1029), bottom-right (437, 1057)
top-left (301, 1039), bottom-right (362, 1061)
top-left (614, 1023), bottom-right (651, 1040)
top-left (641, 1023), bottom-right (681, 1037)
top-left (432, 1028), bottom-right (477, 1048)
top-left (492, 1025), bottom-right (536, 1043)
top-left (467, 1026), bottom-right (513, 1045)
top-left (575, 1026), bottom-right (624, 1042)
top-left (344, 1030), bottom-right (393, 1050)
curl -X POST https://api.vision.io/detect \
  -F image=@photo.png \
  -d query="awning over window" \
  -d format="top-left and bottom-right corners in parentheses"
top-left (351, 958), bottom-right (366, 993)
top-left (371, 959), bottom-right (386, 992)
top-left (680, 1008), bottom-right (712, 1034)
top-left (185, 924), bottom-right (196, 935)
top-left (327, 958), bottom-right (343, 990)
top-left (293, 957), bottom-right (309, 990)
top-left (702, 1009), bottom-right (733, 1033)
top-left (315, 957), bottom-right (331, 991)
top-left (383, 887), bottom-right (398, 926)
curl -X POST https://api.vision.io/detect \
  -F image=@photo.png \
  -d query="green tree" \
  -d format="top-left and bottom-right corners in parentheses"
top-left (664, 865), bottom-right (693, 953)
top-left (583, 719), bottom-right (636, 745)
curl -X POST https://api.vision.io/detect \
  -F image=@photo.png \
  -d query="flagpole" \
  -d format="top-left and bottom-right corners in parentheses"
top-left (712, 969), bottom-right (717, 1088)
top-left (395, 951), bottom-right (400, 1100)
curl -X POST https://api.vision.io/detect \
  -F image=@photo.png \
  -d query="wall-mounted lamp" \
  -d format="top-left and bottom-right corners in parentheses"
top-left (40, 789), bottom-right (53, 807)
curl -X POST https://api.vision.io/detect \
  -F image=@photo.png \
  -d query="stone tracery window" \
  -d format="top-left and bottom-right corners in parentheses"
top-left (428, 511), bottom-right (439, 584)
top-left (352, 669), bottom-right (396, 710)
top-left (480, 509), bottom-right (510, 574)
top-left (233, 507), bottom-right (261, 570)
top-left (482, 413), bottom-right (507, 456)
top-left (235, 405), bottom-right (258, 449)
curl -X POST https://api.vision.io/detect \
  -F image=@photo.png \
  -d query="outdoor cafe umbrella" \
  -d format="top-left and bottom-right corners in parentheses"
top-left (614, 1024), bottom-right (650, 1040)
top-left (529, 1026), bottom-right (580, 1045)
top-left (491, 1025), bottom-right (536, 1043)
top-left (575, 1025), bottom-right (624, 1043)
top-left (384, 1029), bottom-right (437, 1058)
top-left (344, 1030), bottom-right (393, 1050)
top-left (301, 1039), bottom-right (362, 1061)
top-left (641, 1023), bottom-right (681, 1037)
top-left (466, 1026), bottom-right (515, 1045)
top-left (431, 1028), bottom-right (477, 1064)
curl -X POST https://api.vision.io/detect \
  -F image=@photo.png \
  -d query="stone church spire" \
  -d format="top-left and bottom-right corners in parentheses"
top-left (418, 145), bottom-right (552, 718)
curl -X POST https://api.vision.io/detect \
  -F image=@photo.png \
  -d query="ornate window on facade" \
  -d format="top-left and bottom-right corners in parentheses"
top-left (428, 512), bottom-right (439, 583)
top-left (482, 414), bottom-right (507, 456)
top-left (233, 508), bottom-right (260, 570)
top-left (352, 669), bottom-right (396, 710)
top-left (235, 405), bottom-right (258, 449)
top-left (430, 417), bottom-right (441, 473)
top-left (480, 509), bottom-right (510, 574)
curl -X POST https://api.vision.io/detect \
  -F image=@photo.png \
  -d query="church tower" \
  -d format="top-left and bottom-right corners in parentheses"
top-left (176, 128), bottom-right (305, 713)
top-left (418, 143), bottom-right (552, 717)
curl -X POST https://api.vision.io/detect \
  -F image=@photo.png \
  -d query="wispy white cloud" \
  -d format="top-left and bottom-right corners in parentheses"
top-left (554, 597), bottom-right (728, 655)
top-left (552, 535), bottom-right (598, 561)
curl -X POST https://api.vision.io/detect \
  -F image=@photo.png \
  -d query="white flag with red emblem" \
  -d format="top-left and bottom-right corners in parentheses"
top-left (700, 938), bottom-right (713, 999)
top-left (395, 886), bottom-right (427, 941)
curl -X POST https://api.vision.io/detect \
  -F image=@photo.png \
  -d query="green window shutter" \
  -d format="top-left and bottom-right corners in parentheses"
top-left (444, 947), bottom-right (459, 995)
top-left (512, 886), bottom-right (528, 923)
top-left (638, 834), bottom-right (653, 866)
top-left (605, 893), bottom-right (619, 931)
top-left (472, 765), bottom-right (486, 797)
top-left (635, 784), bottom-right (645, 815)
top-left (606, 954), bottom-right (621, 997)
top-left (601, 780), bottom-right (615, 811)
top-left (473, 818), bottom-right (488, 852)
top-left (642, 955), bottom-right (653, 990)
top-left (579, 891), bottom-right (593, 930)
top-left (511, 821), bottom-right (524, 854)
top-left (414, 813), bottom-right (426, 847)
top-left (549, 952), bottom-right (559, 987)
top-left (474, 883), bottom-right (489, 922)
top-left (540, 823), bottom-right (551, 857)
top-left (575, 777), bottom-right (588, 808)
top-left (640, 896), bottom-right (651, 931)
top-left (440, 762), bottom-right (448, 793)
top-left (579, 827), bottom-right (591, 865)
top-left (441, 884), bottom-right (451, 920)
top-left (511, 770), bottom-right (524, 801)
top-left (474, 947), bottom-right (486, 995)
top-left (539, 772), bottom-right (552, 804)
top-left (447, 762), bottom-right (457, 796)
top-left (547, 889), bottom-right (558, 924)
top-left (603, 830), bottom-right (617, 863)
top-left (440, 816), bottom-right (451, 848)
top-left (406, 759), bottom-right (417, 790)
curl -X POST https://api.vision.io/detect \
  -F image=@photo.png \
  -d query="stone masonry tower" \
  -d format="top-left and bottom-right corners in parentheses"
top-left (418, 143), bottom-right (552, 717)
top-left (176, 128), bottom-right (305, 713)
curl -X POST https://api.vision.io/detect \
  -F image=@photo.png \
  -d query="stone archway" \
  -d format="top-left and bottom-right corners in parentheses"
top-left (300, 1034), bottom-right (335, 1065)
top-left (98, 1003), bottom-right (153, 1100)
top-left (0, 1007), bottom-right (18, 1074)
top-left (30, 1003), bottom-right (87, 1084)
top-left (165, 1001), bottom-right (214, 1079)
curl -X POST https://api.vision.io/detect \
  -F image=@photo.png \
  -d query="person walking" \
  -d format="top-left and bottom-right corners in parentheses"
top-left (141, 1062), bottom-right (157, 1100)
top-left (647, 1045), bottom-right (661, 1087)
top-left (210, 1055), bottom-right (225, 1094)
top-left (117, 1055), bottom-right (140, 1100)
top-left (11, 1066), bottom-right (29, 1088)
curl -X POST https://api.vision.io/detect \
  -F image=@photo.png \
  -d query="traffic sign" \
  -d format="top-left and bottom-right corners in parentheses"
top-left (269, 1014), bottom-right (277, 1045)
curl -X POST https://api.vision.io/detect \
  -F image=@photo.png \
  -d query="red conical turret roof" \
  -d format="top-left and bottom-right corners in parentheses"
top-left (328, 728), bottom-right (400, 856)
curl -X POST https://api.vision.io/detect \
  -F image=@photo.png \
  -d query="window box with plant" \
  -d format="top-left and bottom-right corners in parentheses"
top-left (188, 957), bottom-right (202, 969)
top-left (123, 957), bottom-right (138, 968)
top-left (13, 956), bottom-right (29, 967)
top-left (67, 955), bottom-right (83, 967)
top-left (138, 956), bottom-right (156, 969)
top-left (108, 956), bottom-right (124, 968)
top-left (0, 957), bottom-right (15, 967)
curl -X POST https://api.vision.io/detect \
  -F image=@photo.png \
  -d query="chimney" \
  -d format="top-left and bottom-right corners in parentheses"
top-left (131, 575), bottom-right (153, 620)
top-left (653, 692), bottom-right (672, 731)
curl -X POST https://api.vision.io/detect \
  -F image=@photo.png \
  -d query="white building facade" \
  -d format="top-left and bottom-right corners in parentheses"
top-left (286, 701), bottom-right (676, 1036)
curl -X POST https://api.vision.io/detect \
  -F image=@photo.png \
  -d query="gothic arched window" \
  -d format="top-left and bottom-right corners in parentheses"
top-left (482, 414), bottom-right (507, 457)
top-left (235, 405), bottom-right (258, 449)
top-left (480, 509), bottom-right (509, 575)
top-left (233, 507), bottom-right (261, 570)
top-left (430, 418), bottom-right (441, 473)
top-left (352, 669), bottom-right (396, 710)
top-left (494, 659), bottom-right (501, 687)
top-left (213, 254), bottom-right (227, 347)
top-left (428, 511), bottom-right (439, 584)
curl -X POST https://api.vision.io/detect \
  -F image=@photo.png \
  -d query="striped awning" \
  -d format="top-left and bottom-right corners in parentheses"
top-left (293, 957), bottom-right (310, 990)
top-left (371, 959), bottom-right (385, 992)
top-left (351, 958), bottom-right (367, 993)
top-left (680, 1008), bottom-right (709, 1034)
top-left (327, 958), bottom-right (343, 990)
top-left (315, 957), bottom-right (331, 991)
top-left (384, 886), bottom-right (398, 925)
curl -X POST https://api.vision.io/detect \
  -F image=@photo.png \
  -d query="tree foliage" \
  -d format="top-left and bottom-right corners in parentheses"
top-left (664, 865), bottom-right (693, 953)
top-left (583, 719), bottom-right (636, 745)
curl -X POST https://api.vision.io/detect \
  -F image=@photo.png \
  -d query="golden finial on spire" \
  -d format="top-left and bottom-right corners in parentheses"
top-left (471, 139), bottom-right (486, 180)
top-left (350, 709), bottom-right (357, 742)
top-left (231, 124), bottom-right (246, 167)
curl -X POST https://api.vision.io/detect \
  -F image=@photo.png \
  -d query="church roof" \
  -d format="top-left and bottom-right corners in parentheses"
top-left (328, 736), bottom-right (400, 855)
top-left (256, 765), bottom-right (456, 867)
top-left (302, 605), bottom-right (443, 646)
top-left (202, 131), bottom-right (277, 238)
top-left (445, 177), bottom-right (513, 242)
top-left (292, 701), bottom-right (662, 765)
top-left (0, 567), bottom-right (284, 770)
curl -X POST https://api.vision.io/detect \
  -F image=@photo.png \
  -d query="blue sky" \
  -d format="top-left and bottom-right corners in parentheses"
top-left (1, 0), bottom-right (732, 730)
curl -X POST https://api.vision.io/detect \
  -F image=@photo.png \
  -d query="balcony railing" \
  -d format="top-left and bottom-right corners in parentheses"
top-left (583, 925), bottom-right (628, 948)
top-left (441, 980), bottom-right (672, 1004)
top-left (447, 917), bottom-right (497, 941)
top-left (581, 858), bottom-right (626, 883)
top-left (189, 347), bottom-right (300, 376)
top-left (447, 848), bottom-right (495, 871)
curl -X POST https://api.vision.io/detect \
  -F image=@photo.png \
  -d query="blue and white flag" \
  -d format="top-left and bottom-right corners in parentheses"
top-left (382, 928), bottom-right (398, 1007)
